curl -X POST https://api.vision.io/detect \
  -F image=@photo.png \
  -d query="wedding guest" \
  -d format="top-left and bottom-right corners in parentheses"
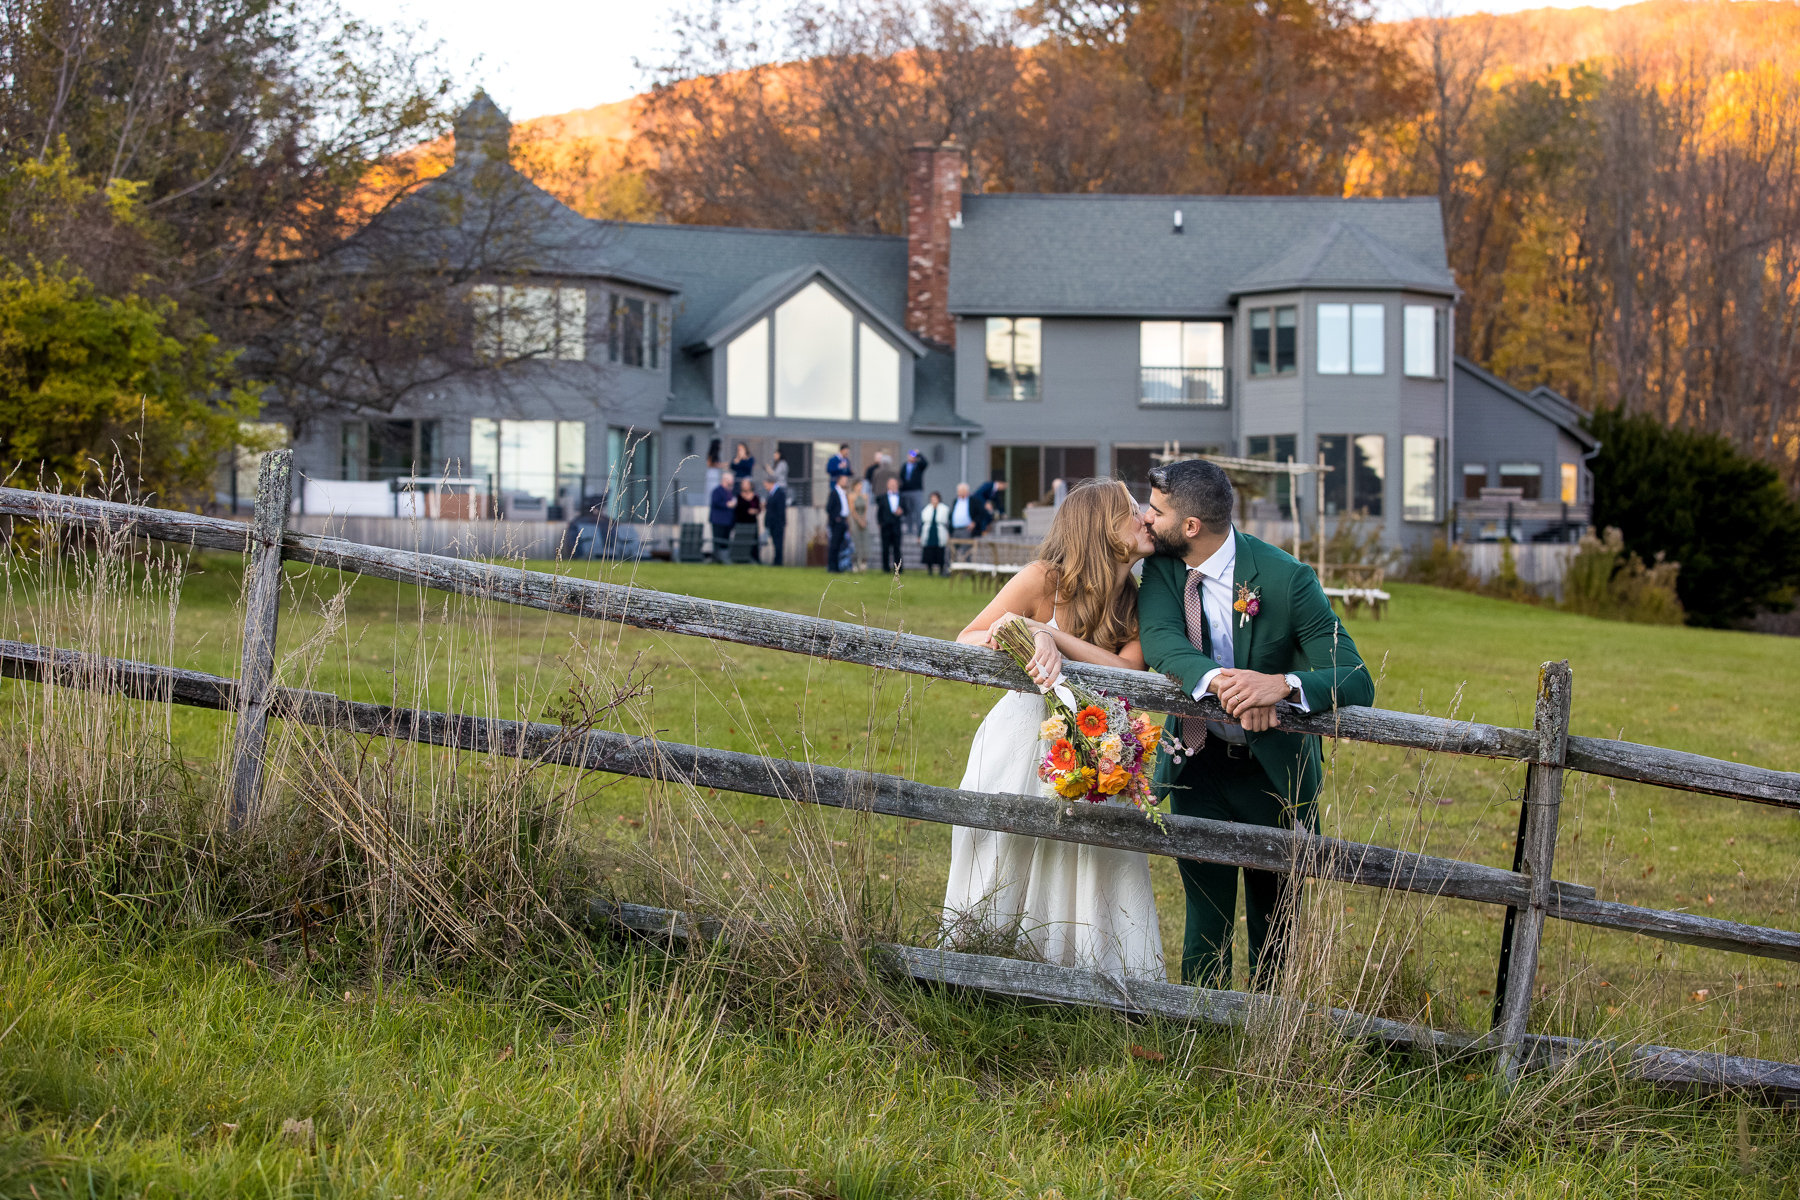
top-left (764, 471), bottom-right (788, 566)
top-left (850, 478), bottom-right (871, 572)
top-left (730, 442), bottom-right (756, 485)
top-left (877, 476), bottom-right (905, 574)
top-left (732, 476), bottom-right (763, 562)
top-left (708, 471), bottom-right (736, 563)
top-left (919, 490), bottom-right (951, 575)
top-left (950, 482), bottom-right (974, 539)
top-left (826, 443), bottom-right (851, 482)
top-left (970, 477), bottom-right (1006, 536)
top-left (899, 449), bottom-right (928, 532)
top-left (826, 473), bottom-right (850, 573)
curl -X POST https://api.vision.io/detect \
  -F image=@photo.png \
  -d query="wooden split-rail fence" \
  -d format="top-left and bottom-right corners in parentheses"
top-left (3, 451), bottom-right (1799, 1095)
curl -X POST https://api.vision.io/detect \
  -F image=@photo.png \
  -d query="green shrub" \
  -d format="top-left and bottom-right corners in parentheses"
top-left (1562, 527), bottom-right (1684, 625)
top-left (1403, 534), bottom-right (1474, 589)
top-left (1588, 408), bottom-right (1800, 626)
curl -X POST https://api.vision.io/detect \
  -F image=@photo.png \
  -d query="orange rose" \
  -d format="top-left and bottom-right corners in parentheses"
top-left (1048, 738), bottom-right (1077, 772)
top-left (1097, 764), bottom-right (1130, 795)
top-left (1076, 705), bottom-right (1109, 738)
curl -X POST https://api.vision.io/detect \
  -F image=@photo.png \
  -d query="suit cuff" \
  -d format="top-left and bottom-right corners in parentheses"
top-left (1195, 668), bottom-right (1222, 702)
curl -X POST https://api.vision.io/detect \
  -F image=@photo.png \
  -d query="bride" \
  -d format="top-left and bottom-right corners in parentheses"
top-left (940, 479), bottom-right (1165, 981)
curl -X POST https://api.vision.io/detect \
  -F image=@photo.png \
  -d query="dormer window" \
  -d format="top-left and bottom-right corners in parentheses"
top-left (724, 281), bottom-right (902, 422)
top-left (608, 293), bottom-right (661, 369)
top-left (470, 285), bottom-right (585, 361)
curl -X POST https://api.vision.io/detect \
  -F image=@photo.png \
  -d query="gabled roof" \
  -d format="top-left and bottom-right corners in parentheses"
top-left (1455, 357), bottom-right (1599, 451)
top-left (689, 261), bottom-right (929, 357)
top-left (947, 194), bottom-right (1451, 317)
top-left (1232, 221), bottom-right (1457, 299)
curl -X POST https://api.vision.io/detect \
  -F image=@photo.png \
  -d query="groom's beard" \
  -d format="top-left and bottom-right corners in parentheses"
top-left (1147, 524), bottom-right (1189, 559)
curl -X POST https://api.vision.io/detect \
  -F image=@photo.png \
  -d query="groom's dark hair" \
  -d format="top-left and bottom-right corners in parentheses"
top-left (1148, 459), bottom-right (1233, 534)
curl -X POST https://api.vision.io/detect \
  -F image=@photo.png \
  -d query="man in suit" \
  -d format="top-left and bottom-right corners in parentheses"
top-left (825, 473), bottom-right (851, 573)
top-left (950, 482), bottom-right (975, 538)
top-left (709, 471), bottom-right (736, 563)
top-left (876, 476), bottom-right (905, 573)
top-left (1138, 458), bottom-right (1375, 990)
top-left (969, 477), bottom-right (1006, 536)
top-left (826, 444), bottom-right (850, 483)
top-left (764, 472), bottom-right (788, 566)
top-left (898, 450), bottom-right (928, 533)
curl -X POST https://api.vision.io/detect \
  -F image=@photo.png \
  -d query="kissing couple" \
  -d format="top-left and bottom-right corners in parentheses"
top-left (941, 459), bottom-right (1374, 988)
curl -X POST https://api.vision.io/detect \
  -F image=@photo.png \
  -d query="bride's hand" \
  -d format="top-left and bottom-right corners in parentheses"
top-left (1026, 627), bottom-right (1062, 688)
top-left (982, 610), bottom-right (1029, 648)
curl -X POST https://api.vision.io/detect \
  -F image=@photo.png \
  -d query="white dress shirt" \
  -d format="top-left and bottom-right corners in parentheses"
top-left (951, 496), bottom-right (972, 528)
top-left (1187, 530), bottom-right (1308, 743)
top-left (887, 492), bottom-right (902, 513)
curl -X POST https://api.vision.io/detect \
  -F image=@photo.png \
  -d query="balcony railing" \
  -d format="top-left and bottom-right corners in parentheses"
top-left (1140, 366), bottom-right (1228, 406)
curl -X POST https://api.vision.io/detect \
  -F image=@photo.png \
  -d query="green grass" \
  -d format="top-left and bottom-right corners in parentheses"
top-left (7, 556), bottom-right (1798, 1046)
top-left (3, 935), bottom-right (1796, 1199)
top-left (4, 554), bottom-right (1800, 1196)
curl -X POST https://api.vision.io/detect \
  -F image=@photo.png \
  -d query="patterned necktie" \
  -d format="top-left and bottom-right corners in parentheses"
top-left (1180, 569), bottom-right (1210, 753)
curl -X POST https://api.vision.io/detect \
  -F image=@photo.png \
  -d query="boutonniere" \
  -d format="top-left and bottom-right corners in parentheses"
top-left (1233, 583), bottom-right (1261, 628)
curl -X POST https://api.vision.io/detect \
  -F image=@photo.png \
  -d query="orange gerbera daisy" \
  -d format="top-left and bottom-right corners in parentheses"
top-left (1048, 738), bottom-right (1078, 772)
top-left (1076, 705), bottom-right (1109, 737)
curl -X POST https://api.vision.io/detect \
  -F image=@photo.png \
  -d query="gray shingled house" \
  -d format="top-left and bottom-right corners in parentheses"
top-left (268, 95), bottom-right (1594, 554)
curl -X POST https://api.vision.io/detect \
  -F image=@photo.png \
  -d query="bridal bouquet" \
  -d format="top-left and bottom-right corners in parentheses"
top-left (994, 618), bottom-right (1166, 826)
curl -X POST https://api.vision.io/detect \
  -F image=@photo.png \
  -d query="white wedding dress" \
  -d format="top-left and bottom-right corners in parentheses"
top-left (940, 622), bottom-right (1166, 981)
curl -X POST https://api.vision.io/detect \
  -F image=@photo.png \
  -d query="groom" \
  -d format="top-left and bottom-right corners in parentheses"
top-left (1138, 459), bottom-right (1375, 990)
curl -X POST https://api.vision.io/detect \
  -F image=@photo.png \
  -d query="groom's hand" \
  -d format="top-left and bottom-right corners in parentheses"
top-left (1209, 669), bottom-right (1292, 732)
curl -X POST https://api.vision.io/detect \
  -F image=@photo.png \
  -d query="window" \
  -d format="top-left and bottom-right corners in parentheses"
top-left (608, 428), bottom-right (658, 520)
top-left (775, 282), bottom-right (854, 419)
top-left (723, 284), bottom-right (902, 422)
top-left (858, 324), bottom-right (901, 423)
top-left (1560, 462), bottom-right (1578, 504)
top-left (608, 294), bottom-right (660, 368)
top-left (470, 285), bottom-right (584, 360)
top-left (1463, 462), bottom-right (1488, 500)
top-left (1499, 462), bottom-right (1542, 500)
top-left (986, 317), bottom-right (1041, 400)
top-left (726, 318), bottom-right (769, 417)
top-left (1248, 307), bottom-right (1296, 376)
top-left (1246, 434), bottom-right (1298, 518)
top-left (1318, 434), bottom-right (1385, 516)
top-left (1403, 305), bottom-right (1439, 378)
top-left (1139, 320), bottom-right (1226, 404)
top-left (1402, 435), bottom-right (1438, 522)
top-left (988, 445), bottom-right (1099, 515)
top-left (1113, 446), bottom-right (1158, 502)
top-left (470, 418), bottom-right (587, 515)
top-left (1317, 303), bottom-right (1384, 375)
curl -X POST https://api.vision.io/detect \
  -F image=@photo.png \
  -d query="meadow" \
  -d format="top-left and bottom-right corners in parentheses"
top-left (2, 547), bottom-right (1799, 1197)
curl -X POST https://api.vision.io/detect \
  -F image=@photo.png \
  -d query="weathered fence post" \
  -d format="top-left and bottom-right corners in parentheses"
top-left (1491, 659), bottom-right (1573, 1085)
top-left (228, 449), bottom-right (293, 829)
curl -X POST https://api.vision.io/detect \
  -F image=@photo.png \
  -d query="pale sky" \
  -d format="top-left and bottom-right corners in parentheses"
top-left (343, 0), bottom-right (1645, 124)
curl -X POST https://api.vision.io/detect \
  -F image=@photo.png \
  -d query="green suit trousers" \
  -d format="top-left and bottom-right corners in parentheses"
top-left (1167, 738), bottom-right (1307, 989)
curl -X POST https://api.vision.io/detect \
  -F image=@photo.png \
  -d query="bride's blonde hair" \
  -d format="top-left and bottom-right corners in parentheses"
top-left (1037, 479), bottom-right (1141, 653)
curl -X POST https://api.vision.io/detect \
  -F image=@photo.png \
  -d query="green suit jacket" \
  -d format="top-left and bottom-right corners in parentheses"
top-left (1140, 530), bottom-right (1375, 825)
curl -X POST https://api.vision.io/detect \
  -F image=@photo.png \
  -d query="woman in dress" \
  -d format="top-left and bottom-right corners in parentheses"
top-left (918, 490), bottom-right (951, 576)
top-left (941, 479), bottom-right (1164, 981)
top-left (849, 478), bottom-right (871, 572)
top-left (732, 477), bottom-right (763, 562)
top-left (730, 442), bottom-right (756, 483)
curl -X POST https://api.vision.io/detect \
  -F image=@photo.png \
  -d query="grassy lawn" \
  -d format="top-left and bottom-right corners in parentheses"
top-left (4, 552), bottom-right (1800, 1196)
top-left (10, 553), bottom-right (1791, 1050)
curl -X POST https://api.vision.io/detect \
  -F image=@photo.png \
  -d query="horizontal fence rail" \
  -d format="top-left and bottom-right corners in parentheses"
top-left (3, 486), bottom-right (1797, 810)
top-left (593, 900), bottom-right (1800, 1097)
top-left (4, 639), bottom-right (1798, 967)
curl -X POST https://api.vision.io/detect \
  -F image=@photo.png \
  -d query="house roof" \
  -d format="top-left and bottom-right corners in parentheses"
top-left (688, 261), bottom-right (930, 357)
top-left (602, 222), bottom-right (961, 430)
top-left (947, 194), bottom-right (1452, 317)
top-left (1455, 357), bottom-right (1599, 451)
top-left (1231, 220), bottom-right (1457, 299)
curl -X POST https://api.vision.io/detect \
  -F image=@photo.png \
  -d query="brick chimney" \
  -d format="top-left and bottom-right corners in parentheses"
top-left (906, 141), bottom-right (965, 347)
